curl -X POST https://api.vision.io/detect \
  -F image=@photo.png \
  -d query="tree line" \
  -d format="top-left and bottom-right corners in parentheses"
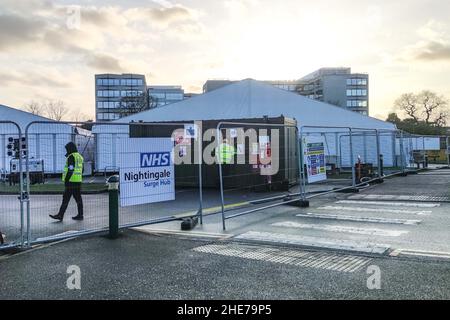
top-left (23, 99), bottom-right (91, 122)
top-left (387, 90), bottom-right (449, 135)
top-left (22, 93), bottom-right (157, 123)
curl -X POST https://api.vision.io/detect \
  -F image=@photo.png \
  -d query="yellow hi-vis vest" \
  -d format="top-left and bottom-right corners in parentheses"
top-left (217, 143), bottom-right (236, 164)
top-left (62, 152), bottom-right (83, 183)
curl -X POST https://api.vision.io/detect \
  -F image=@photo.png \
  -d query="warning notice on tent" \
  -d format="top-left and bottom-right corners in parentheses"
top-left (303, 136), bottom-right (327, 183)
top-left (118, 138), bottom-right (175, 207)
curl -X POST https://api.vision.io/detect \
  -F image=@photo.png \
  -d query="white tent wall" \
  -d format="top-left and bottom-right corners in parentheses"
top-left (304, 131), bottom-right (397, 168)
top-left (0, 105), bottom-right (93, 174)
top-left (1, 105), bottom-right (71, 174)
top-left (340, 133), bottom-right (396, 168)
top-left (92, 124), bottom-right (129, 173)
top-left (26, 123), bottom-right (73, 174)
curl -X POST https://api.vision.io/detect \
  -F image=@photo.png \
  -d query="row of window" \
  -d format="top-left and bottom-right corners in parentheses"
top-left (301, 84), bottom-right (320, 91)
top-left (346, 78), bottom-right (367, 86)
top-left (97, 78), bottom-right (144, 86)
top-left (346, 100), bottom-right (368, 108)
top-left (346, 89), bottom-right (367, 97)
top-left (149, 93), bottom-right (184, 101)
top-left (97, 101), bottom-right (146, 109)
top-left (97, 112), bottom-right (121, 120)
top-left (97, 90), bottom-right (144, 98)
top-left (273, 84), bottom-right (297, 91)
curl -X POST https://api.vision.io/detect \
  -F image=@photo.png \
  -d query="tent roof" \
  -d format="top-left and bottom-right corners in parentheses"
top-left (0, 104), bottom-right (71, 132)
top-left (117, 79), bottom-right (396, 131)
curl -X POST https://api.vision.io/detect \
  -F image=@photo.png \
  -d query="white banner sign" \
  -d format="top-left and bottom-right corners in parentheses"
top-left (118, 138), bottom-right (175, 207)
top-left (303, 136), bottom-right (327, 183)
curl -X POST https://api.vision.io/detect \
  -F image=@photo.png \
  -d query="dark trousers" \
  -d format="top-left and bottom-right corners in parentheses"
top-left (58, 183), bottom-right (83, 217)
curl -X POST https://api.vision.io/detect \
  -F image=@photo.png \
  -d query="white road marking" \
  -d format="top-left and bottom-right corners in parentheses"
top-left (296, 213), bottom-right (421, 225)
top-left (193, 243), bottom-right (372, 273)
top-left (318, 206), bottom-right (432, 216)
top-left (390, 249), bottom-right (450, 260)
top-left (234, 231), bottom-right (390, 254)
top-left (272, 221), bottom-right (408, 237)
top-left (348, 194), bottom-right (449, 202)
top-left (336, 200), bottom-right (440, 208)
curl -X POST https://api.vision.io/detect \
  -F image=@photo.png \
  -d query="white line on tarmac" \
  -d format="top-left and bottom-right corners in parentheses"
top-left (295, 213), bottom-right (421, 225)
top-left (272, 221), bottom-right (409, 237)
top-left (235, 231), bottom-right (390, 254)
top-left (318, 206), bottom-right (432, 216)
top-left (335, 200), bottom-right (440, 208)
top-left (349, 194), bottom-right (449, 202)
top-left (390, 249), bottom-right (450, 260)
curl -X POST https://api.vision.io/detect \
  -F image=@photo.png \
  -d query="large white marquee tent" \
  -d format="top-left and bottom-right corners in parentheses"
top-left (93, 79), bottom-right (407, 171)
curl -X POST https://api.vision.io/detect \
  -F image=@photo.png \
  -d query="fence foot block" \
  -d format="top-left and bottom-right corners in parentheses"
top-left (336, 187), bottom-right (360, 193)
top-left (284, 199), bottom-right (310, 208)
top-left (372, 178), bottom-right (384, 184)
top-left (181, 217), bottom-right (199, 231)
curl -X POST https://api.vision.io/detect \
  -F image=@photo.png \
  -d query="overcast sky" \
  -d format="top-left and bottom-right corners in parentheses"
top-left (1, 0), bottom-right (450, 120)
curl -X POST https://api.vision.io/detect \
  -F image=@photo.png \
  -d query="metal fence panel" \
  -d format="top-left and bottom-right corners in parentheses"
top-left (0, 121), bottom-right (25, 249)
top-left (24, 121), bottom-right (204, 244)
top-left (215, 121), bottom-right (301, 230)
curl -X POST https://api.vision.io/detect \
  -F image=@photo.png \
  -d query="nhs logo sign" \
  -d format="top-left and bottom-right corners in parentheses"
top-left (140, 152), bottom-right (171, 168)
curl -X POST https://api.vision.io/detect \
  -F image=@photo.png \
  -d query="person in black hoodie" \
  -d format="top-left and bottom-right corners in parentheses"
top-left (50, 142), bottom-right (84, 221)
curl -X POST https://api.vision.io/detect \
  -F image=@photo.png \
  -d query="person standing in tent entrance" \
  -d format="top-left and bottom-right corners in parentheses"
top-left (217, 138), bottom-right (236, 165)
top-left (217, 138), bottom-right (236, 188)
top-left (50, 142), bottom-right (84, 222)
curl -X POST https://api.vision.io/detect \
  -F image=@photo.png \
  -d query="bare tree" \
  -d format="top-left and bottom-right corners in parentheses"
top-left (23, 101), bottom-right (45, 116)
top-left (395, 93), bottom-right (419, 122)
top-left (418, 90), bottom-right (447, 124)
top-left (394, 91), bottom-right (449, 127)
top-left (45, 100), bottom-right (69, 121)
top-left (71, 110), bottom-right (91, 123)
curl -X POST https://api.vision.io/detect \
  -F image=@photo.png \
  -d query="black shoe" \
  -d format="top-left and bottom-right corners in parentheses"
top-left (49, 214), bottom-right (63, 222)
top-left (72, 215), bottom-right (84, 221)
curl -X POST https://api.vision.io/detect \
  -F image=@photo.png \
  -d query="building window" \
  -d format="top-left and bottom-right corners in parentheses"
top-left (166, 93), bottom-right (183, 100)
top-left (346, 100), bottom-right (368, 108)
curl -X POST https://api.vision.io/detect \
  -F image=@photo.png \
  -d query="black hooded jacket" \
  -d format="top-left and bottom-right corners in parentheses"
top-left (64, 142), bottom-right (79, 184)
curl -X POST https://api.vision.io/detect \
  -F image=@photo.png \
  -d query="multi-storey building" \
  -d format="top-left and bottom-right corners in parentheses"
top-left (95, 74), bottom-right (147, 121)
top-left (202, 68), bottom-right (370, 115)
top-left (297, 68), bottom-right (369, 115)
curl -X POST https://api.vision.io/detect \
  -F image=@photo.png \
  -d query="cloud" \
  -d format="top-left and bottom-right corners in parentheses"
top-left (0, 70), bottom-right (70, 88)
top-left (0, 14), bottom-right (47, 50)
top-left (126, 5), bottom-right (197, 28)
top-left (413, 41), bottom-right (450, 61)
top-left (84, 53), bottom-right (125, 72)
top-left (147, 6), bottom-right (192, 24)
top-left (404, 20), bottom-right (450, 62)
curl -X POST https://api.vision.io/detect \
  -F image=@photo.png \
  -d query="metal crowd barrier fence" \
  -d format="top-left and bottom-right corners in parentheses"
top-left (0, 121), bottom-right (26, 250)
top-left (216, 121), bottom-right (302, 230)
top-left (23, 121), bottom-right (204, 245)
top-left (298, 126), bottom-right (418, 201)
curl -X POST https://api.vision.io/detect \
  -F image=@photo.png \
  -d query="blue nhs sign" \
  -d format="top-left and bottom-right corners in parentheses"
top-left (140, 152), bottom-right (171, 168)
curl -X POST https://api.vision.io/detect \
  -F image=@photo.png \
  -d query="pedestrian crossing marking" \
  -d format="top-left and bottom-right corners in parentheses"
top-left (348, 194), bottom-right (449, 202)
top-left (296, 213), bottom-right (421, 225)
top-left (234, 231), bottom-right (390, 254)
top-left (193, 243), bottom-right (372, 273)
top-left (336, 200), bottom-right (440, 208)
top-left (318, 205), bottom-right (431, 216)
top-left (272, 221), bottom-right (408, 237)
